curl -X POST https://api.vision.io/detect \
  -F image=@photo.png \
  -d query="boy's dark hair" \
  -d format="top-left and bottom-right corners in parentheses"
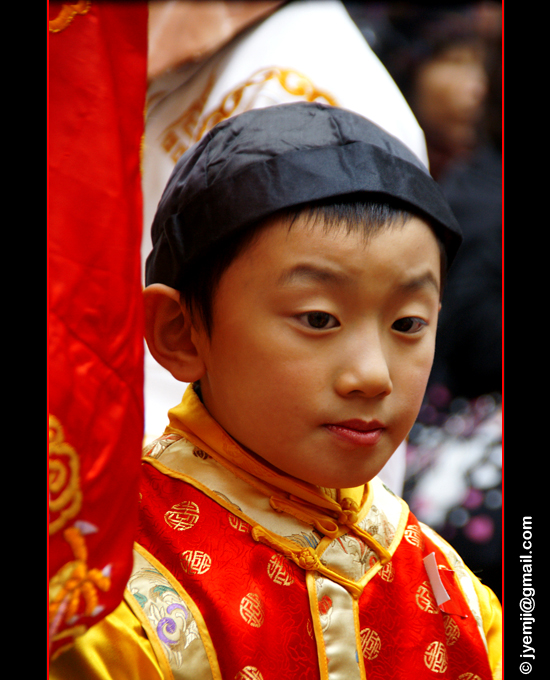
top-left (179, 193), bottom-right (447, 335)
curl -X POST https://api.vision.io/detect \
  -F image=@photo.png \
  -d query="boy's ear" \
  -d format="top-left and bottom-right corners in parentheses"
top-left (143, 284), bottom-right (206, 383)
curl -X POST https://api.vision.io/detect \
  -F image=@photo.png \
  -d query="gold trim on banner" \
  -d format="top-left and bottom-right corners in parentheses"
top-left (49, 1), bottom-right (91, 33)
top-left (49, 415), bottom-right (82, 535)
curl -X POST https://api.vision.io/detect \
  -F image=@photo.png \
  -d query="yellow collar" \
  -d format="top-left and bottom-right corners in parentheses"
top-left (165, 385), bottom-right (377, 539)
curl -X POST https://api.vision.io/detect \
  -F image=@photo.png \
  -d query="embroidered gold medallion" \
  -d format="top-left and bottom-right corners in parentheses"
top-left (164, 501), bottom-right (200, 531)
top-left (235, 668), bottom-right (264, 680)
top-left (444, 615), bottom-right (461, 646)
top-left (424, 641), bottom-right (448, 673)
top-left (360, 627), bottom-right (382, 660)
top-left (379, 560), bottom-right (395, 582)
top-left (415, 581), bottom-right (440, 614)
top-left (229, 514), bottom-right (250, 533)
top-left (267, 554), bottom-right (294, 586)
top-left (240, 593), bottom-right (265, 628)
top-left (180, 550), bottom-right (212, 575)
top-left (404, 524), bottom-right (422, 547)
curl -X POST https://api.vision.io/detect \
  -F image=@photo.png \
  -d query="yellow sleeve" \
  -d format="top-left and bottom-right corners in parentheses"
top-left (49, 599), bottom-right (166, 680)
top-left (470, 574), bottom-right (503, 680)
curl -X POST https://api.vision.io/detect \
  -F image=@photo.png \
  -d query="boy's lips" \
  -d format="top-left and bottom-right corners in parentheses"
top-left (323, 419), bottom-right (386, 447)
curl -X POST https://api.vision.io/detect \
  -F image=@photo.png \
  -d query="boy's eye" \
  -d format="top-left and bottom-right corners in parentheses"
top-left (298, 311), bottom-right (339, 329)
top-left (392, 317), bottom-right (427, 334)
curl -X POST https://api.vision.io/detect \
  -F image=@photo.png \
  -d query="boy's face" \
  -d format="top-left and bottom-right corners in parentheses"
top-left (192, 214), bottom-right (441, 489)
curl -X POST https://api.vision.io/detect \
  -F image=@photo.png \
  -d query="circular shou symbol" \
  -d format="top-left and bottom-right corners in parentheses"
top-left (360, 627), bottom-right (382, 661)
top-left (164, 501), bottom-right (200, 531)
top-left (235, 667), bottom-right (264, 680)
top-left (424, 641), bottom-right (448, 673)
top-left (415, 581), bottom-right (439, 614)
top-left (404, 524), bottom-right (422, 547)
top-left (267, 554), bottom-right (294, 586)
top-left (180, 550), bottom-right (211, 575)
top-left (240, 594), bottom-right (265, 628)
top-left (379, 561), bottom-right (395, 582)
top-left (444, 616), bottom-right (461, 646)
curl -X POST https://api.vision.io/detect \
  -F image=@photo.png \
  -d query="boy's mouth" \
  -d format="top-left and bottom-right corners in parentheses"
top-left (323, 419), bottom-right (385, 447)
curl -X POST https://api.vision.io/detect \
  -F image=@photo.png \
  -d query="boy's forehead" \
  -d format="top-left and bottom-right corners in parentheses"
top-left (237, 212), bottom-right (441, 290)
top-left (146, 102), bottom-right (461, 289)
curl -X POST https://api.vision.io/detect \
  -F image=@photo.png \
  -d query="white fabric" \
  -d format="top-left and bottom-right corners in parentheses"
top-left (142, 0), bottom-right (428, 495)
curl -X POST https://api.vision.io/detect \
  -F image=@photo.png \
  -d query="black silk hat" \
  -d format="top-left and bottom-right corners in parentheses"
top-left (146, 102), bottom-right (461, 288)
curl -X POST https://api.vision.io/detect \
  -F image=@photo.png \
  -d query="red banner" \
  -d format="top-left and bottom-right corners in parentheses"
top-left (48, 1), bottom-right (148, 660)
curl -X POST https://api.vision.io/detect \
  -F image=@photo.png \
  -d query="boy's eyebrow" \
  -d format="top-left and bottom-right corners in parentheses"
top-left (277, 265), bottom-right (440, 294)
top-left (398, 271), bottom-right (440, 296)
top-left (277, 264), bottom-right (351, 287)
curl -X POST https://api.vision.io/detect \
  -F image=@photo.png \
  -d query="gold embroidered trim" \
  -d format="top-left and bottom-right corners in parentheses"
top-left (49, 1), bottom-right (91, 33)
top-left (159, 66), bottom-right (338, 164)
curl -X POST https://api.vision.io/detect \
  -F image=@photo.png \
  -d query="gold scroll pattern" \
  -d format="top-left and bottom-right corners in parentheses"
top-left (159, 66), bottom-right (338, 165)
top-left (49, 415), bottom-right (82, 535)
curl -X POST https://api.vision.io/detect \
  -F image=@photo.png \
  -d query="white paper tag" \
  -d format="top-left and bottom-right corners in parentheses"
top-left (423, 552), bottom-right (451, 607)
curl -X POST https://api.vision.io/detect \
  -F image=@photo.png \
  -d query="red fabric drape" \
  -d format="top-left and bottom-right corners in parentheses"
top-left (48, 1), bottom-right (148, 660)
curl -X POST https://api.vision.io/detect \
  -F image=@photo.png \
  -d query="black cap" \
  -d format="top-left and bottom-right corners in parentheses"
top-left (146, 102), bottom-right (461, 288)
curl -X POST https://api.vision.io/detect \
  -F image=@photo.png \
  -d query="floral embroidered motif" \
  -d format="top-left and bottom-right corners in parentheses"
top-left (317, 591), bottom-right (333, 632)
top-left (49, 524), bottom-right (111, 633)
top-left (48, 417), bottom-right (111, 646)
top-left (128, 566), bottom-right (200, 669)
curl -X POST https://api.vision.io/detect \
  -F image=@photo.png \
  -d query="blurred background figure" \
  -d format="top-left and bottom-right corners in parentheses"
top-left (345, 1), bottom-right (502, 600)
top-left (142, 0), bottom-right (433, 496)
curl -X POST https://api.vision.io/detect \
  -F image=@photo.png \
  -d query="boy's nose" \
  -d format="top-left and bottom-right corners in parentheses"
top-left (334, 337), bottom-right (393, 399)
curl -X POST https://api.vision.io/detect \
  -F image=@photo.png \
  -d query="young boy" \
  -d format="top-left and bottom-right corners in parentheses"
top-left (52, 102), bottom-right (501, 679)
